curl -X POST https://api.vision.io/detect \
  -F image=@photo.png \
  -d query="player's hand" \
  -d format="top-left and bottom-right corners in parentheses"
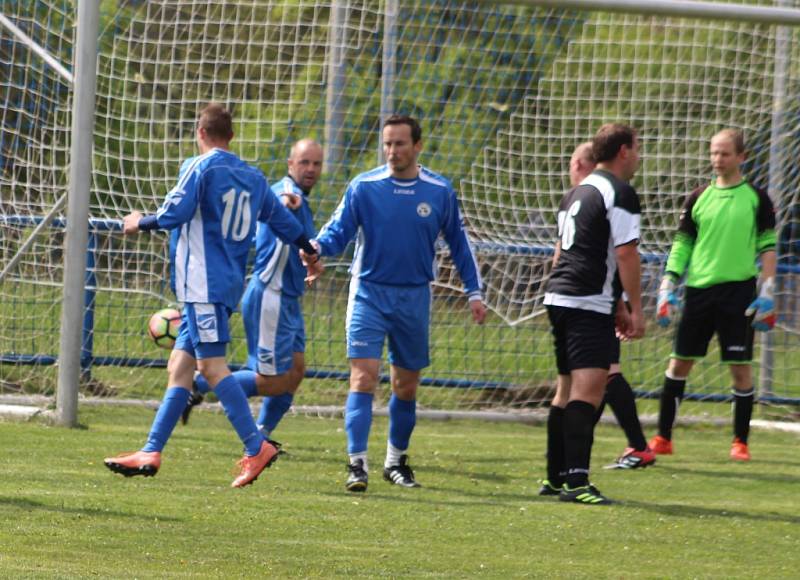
top-left (122, 211), bottom-right (143, 235)
top-left (628, 306), bottom-right (646, 339)
top-left (470, 300), bottom-right (487, 325)
top-left (281, 192), bottom-right (302, 210)
top-left (615, 300), bottom-right (633, 341)
top-left (745, 277), bottom-right (775, 332)
top-left (304, 257), bottom-right (324, 287)
top-left (656, 276), bottom-right (679, 327)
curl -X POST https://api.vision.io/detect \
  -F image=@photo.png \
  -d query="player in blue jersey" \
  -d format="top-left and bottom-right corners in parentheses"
top-left (187, 139), bottom-right (324, 444)
top-left (305, 115), bottom-right (486, 492)
top-left (103, 104), bottom-right (319, 487)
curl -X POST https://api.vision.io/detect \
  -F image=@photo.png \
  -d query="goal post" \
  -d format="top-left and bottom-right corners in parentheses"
top-left (2, 0), bottom-right (800, 426)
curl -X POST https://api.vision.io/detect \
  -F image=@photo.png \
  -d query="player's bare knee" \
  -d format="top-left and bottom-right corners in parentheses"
top-left (667, 357), bottom-right (693, 379)
top-left (197, 358), bottom-right (230, 388)
top-left (350, 361), bottom-right (379, 393)
top-left (729, 364), bottom-right (752, 391)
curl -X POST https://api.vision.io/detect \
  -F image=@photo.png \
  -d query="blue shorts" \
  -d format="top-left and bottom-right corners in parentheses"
top-left (346, 279), bottom-right (431, 371)
top-left (242, 277), bottom-right (305, 376)
top-left (174, 303), bottom-right (232, 360)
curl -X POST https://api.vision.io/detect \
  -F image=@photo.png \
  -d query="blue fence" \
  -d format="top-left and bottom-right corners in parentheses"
top-left (1, 214), bottom-right (799, 404)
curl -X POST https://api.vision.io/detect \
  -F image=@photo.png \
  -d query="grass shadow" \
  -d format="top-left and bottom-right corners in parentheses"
top-left (620, 498), bottom-right (800, 525)
top-left (0, 495), bottom-right (183, 522)
top-left (659, 464), bottom-right (799, 485)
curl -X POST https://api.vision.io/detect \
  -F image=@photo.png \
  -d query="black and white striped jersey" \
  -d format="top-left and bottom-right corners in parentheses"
top-left (544, 169), bottom-right (641, 314)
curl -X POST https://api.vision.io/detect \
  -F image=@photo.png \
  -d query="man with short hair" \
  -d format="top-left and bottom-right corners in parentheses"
top-left (542, 124), bottom-right (645, 505)
top-left (187, 139), bottom-right (324, 444)
top-left (540, 143), bottom-right (653, 498)
top-left (650, 129), bottom-right (777, 461)
top-left (308, 115), bottom-right (486, 492)
top-left (104, 104), bottom-right (319, 487)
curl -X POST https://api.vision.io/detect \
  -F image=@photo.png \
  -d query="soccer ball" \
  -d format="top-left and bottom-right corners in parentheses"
top-left (147, 308), bottom-right (181, 350)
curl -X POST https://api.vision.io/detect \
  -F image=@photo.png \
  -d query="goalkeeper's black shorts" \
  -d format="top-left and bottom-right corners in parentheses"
top-left (672, 278), bottom-right (756, 363)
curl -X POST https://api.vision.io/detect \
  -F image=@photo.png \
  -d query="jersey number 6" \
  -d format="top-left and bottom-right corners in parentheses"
top-left (560, 200), bottom-right (581, 250)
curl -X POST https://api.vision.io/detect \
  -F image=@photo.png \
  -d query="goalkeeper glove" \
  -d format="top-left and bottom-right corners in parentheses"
top-left (745, 277), bottom-right (775, 332)
top-left (656, 275), bottom-right (679, 327)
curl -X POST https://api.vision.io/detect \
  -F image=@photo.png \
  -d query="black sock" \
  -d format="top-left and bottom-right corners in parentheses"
top-left (658, 376), bottom-right (686, 440)
top-left (593, 399), bottom-right (607, 427)
top-left (546, 406), bottom-right (566, 485)
top-left (563, 400), bottom-right (596, 489)
top-left (605, 373), bottom-right (647, 451)
top-left (733, 388), bottom-right (755, 443)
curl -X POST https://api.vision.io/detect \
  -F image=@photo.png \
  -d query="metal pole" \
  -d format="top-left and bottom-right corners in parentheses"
top-left (377, 0), bottom-right (398, 165)
top-left (478, 0), bottom-right (800, 26)
top-left (81, 232), bottom-right (97, 383)
top-left (325, 0), bottom-right (346, 172)
top-left (760, 1), bottom-right (791, 397)
top-left (56, 0), bottom-right (100, 427)
top-left (0, 13), bottom-right (74, 84)
top-left (0, 194), bottom-right (67, 284)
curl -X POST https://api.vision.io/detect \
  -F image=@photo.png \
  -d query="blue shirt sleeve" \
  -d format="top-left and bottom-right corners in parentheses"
top-left (314, 182), bottom-right (359, 257)
top-left (155, 161), bottom-right (201, 230)
top-left (258, 188), bottom-right (304, 243)
top-left (441, 187), bottom-right (482, 298)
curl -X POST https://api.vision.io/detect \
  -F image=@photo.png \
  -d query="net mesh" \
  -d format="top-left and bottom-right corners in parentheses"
top-left (1, 0), bottom-right (799, 413)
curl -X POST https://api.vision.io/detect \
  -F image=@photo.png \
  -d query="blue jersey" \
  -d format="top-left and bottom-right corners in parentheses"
top-left (157, 148), bottom-right (304, 310)
top-left (315, 164), bottom-right (482, 297)
top-left (251, 176), bottom-right (317, 298)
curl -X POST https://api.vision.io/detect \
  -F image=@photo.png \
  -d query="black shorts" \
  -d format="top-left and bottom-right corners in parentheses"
top-left (547, 305), bottom-right (616, 374)
top-left (673, 279), bottom-right (756, 363)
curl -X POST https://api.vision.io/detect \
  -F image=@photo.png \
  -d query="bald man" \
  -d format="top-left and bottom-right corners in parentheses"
top-left (188, 140), bottom-right (324, 443)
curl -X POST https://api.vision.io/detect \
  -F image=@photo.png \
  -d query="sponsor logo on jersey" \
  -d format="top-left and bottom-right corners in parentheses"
top-left (197, 313), bottom-right (217, 331)
top-left (350, 340), bottom-right (368, 347)
top-left (394, 188), bottom-right (416, 195)
top-left (417, 202), bottom-right (432, 217)
top-left (258, 347), bottom-right (275, 365)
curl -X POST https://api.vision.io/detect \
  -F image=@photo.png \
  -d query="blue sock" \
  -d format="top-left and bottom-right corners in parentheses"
top-left (194, 373), bottom-right (210, 394)
top-left (345, 392), bottom-right (374, 454)
top-left (214, 374), bottom-right (264, 456)
top-left (257, 392), bottom-right (294, 435)
top-left (388, 394), bottom-right (416, 451)
top-left (142, 387), bottom-right (191, 452)
top-left (232, 370), bottom-right (259, 398)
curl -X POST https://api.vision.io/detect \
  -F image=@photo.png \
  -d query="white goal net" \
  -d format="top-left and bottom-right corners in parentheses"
top-left (2, 0), bottom-right (799, 416)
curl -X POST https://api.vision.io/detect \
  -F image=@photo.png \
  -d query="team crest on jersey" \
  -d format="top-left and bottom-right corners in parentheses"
top-left (417, 202), bottom-right (432, 217)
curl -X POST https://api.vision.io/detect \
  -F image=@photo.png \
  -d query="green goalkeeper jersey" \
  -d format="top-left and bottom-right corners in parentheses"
top-left (665, 180), bottom-right (776, 288)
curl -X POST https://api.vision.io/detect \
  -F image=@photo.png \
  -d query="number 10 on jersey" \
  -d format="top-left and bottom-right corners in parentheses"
top-left (221, 188), bottom-right (252, 241)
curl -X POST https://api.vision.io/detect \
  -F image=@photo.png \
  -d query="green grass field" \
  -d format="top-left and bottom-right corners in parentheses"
top-left (1, 406), bottom-right (798, 578)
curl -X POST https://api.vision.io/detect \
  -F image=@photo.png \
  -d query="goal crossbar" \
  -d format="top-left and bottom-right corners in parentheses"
top-left (481, 0), bottom-right (800, 26)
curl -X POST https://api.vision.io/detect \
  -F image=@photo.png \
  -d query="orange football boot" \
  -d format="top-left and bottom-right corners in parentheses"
top-left (648, 435), bottom-right (673, 455)
top-left (231, 440), bottom-right (279, 488)
top-left (104, 450), bottom-right (161, 477)
top-left (730, 438), bottom-right (751, 461)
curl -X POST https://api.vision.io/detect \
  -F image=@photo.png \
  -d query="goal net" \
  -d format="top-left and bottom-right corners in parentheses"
top-left (2, 0), bottom-right (799, 417)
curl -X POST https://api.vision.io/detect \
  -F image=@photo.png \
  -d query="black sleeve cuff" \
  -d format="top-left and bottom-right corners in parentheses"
top-left (138, 215), bottom-right (159, 231)
top-left (294, 234), bottom-right (316, 256)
